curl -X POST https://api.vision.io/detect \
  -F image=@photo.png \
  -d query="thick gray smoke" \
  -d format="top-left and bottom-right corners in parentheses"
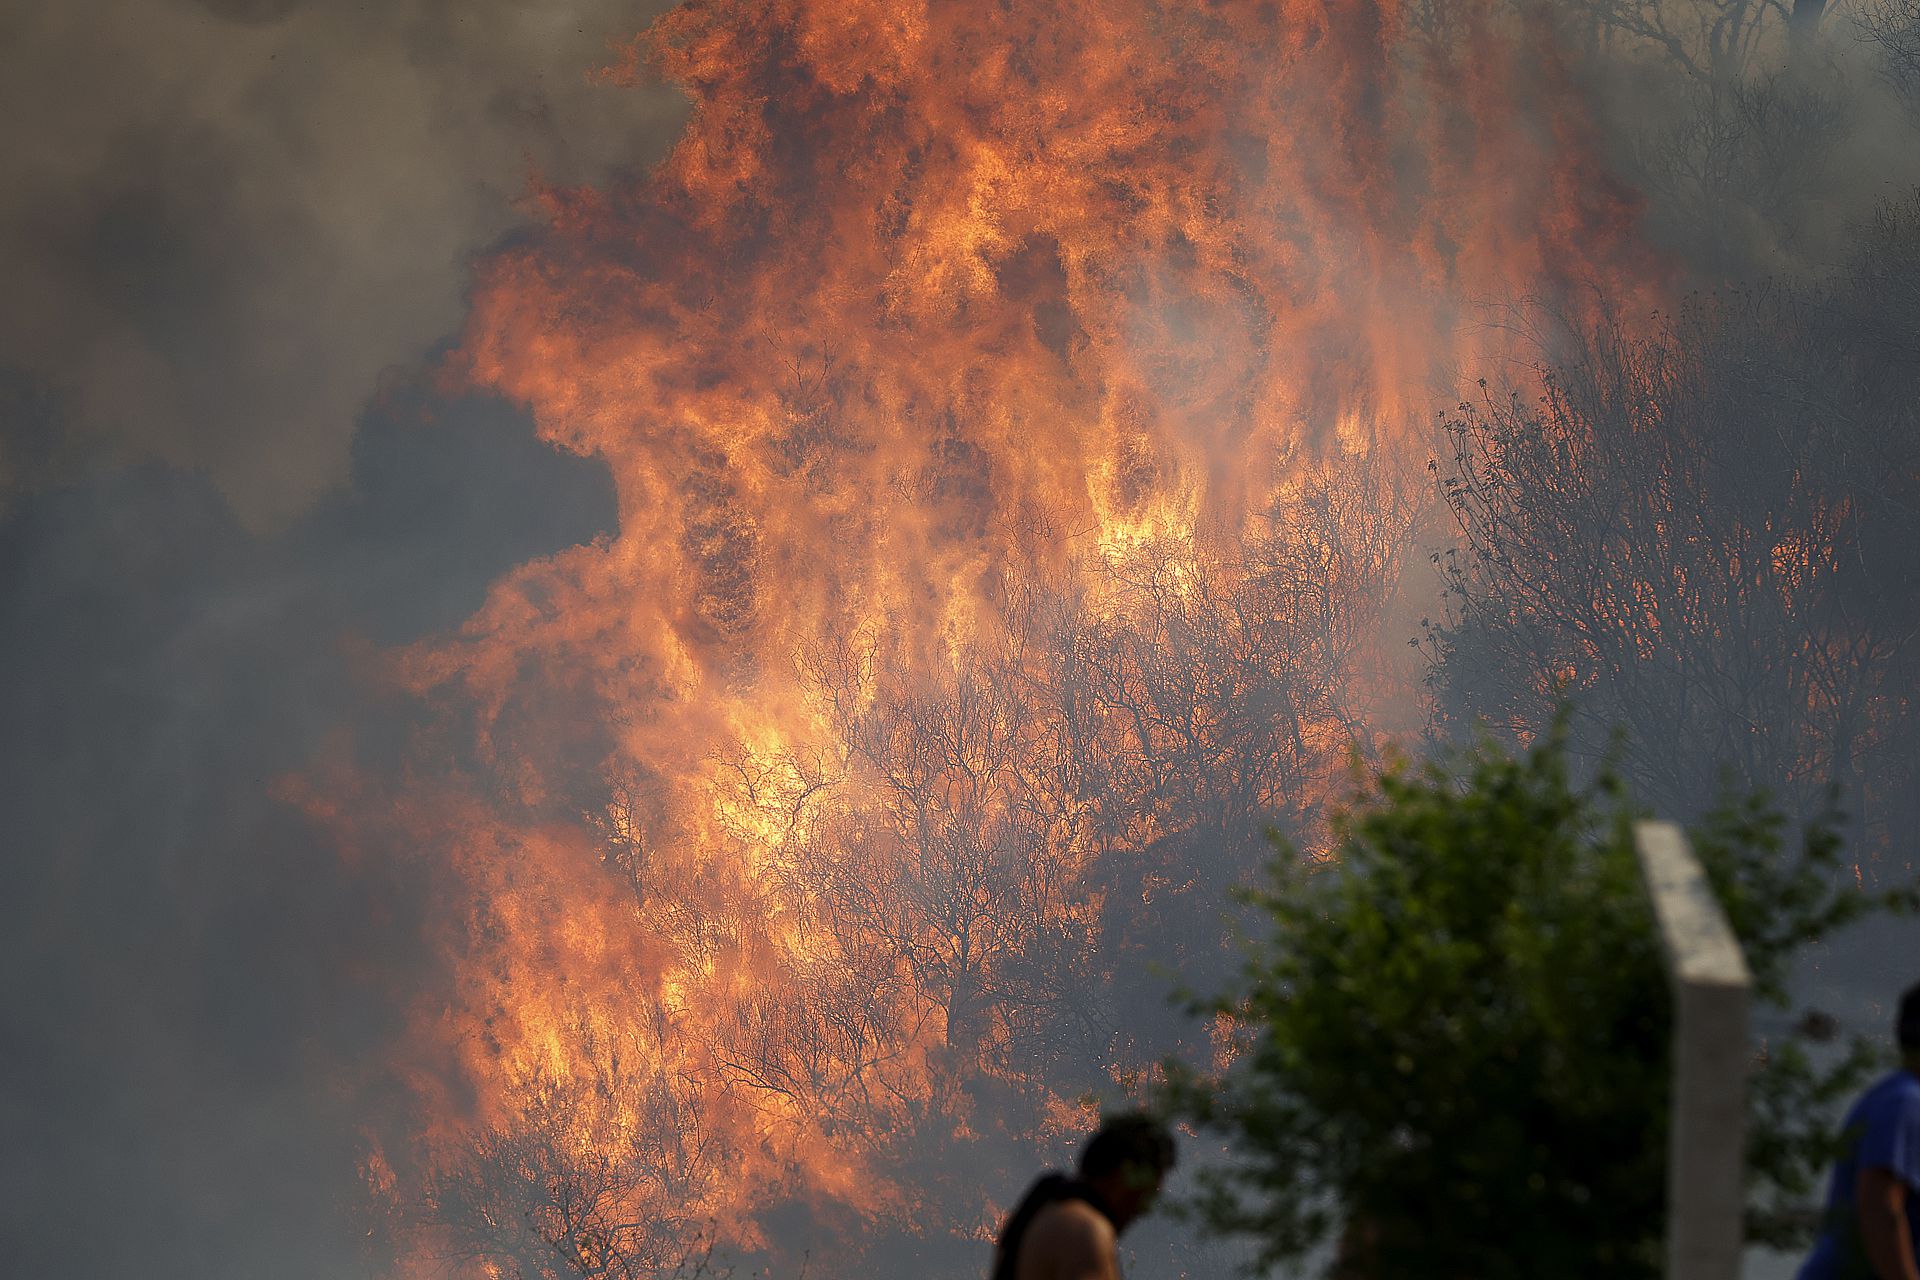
top-left (0, 7), bottom-right (660, 1271)
top-left (2, 3), bottom-right (1917, 1278)
top-left (1403, 1), bottom-right (1920, 285)
top-left (0, 0), bottom-right (681, 528)
top-left (0, 377), bottom-right (618, 1276)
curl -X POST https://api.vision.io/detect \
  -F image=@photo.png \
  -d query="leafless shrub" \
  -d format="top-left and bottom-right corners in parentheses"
top-left (1432, 204), bottom-right (1920, 864)
top-left (1860, 0), bottom-right (1920, 105)
top-left (424, 1063), bottom-right (725, 1280)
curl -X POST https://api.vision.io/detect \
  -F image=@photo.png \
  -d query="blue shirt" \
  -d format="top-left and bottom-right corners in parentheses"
top-left (1801, 1070), bottom-right (1920, 1279)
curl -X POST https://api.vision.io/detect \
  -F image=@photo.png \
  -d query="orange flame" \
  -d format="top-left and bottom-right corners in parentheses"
top-left (318, 0), bottom-right (1666, 1272)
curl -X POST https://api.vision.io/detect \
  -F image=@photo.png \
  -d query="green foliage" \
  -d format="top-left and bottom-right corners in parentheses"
top-left (1689, 793), bottom-right (1914, 1248)
top-left (1162, 724), bottom-right (1907, 1279)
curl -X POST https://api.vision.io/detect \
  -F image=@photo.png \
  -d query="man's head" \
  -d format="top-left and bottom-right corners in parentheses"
top-left (1899, 981), bottom-right (1920, 1065)
top-left (1078, 1112), bottom-right (1176, 1232)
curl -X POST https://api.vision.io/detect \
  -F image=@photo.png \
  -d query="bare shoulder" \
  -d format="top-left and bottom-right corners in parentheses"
top-left (1017, 1201), bottom-right (1118, 1280)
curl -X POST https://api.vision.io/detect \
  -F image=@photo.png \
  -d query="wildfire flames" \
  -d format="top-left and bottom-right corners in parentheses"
top-left (321, 1), bottom-right (1665, 1273)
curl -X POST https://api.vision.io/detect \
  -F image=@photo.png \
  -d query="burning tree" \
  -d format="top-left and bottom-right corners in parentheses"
top-left (1429, 197), bottom-right (1920, 866)
top-left (423, 1065), bottom-right (724, 1280)
top-left (296, 0), bottom-right (1674, 1274)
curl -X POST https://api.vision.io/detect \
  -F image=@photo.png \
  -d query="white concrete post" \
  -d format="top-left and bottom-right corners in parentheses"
top-left (1634, 820), bottom-right (1753, 1280)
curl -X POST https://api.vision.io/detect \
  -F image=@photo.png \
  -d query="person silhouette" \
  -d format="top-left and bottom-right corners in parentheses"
top-left (1800, 982), bottom-right (1920, 1280)
top-left (991, 1112), bottom-right (1176, 1280)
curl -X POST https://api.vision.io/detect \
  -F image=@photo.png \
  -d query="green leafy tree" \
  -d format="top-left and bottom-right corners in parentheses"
top-left (1163, 725), bottom-right (1910, 1279)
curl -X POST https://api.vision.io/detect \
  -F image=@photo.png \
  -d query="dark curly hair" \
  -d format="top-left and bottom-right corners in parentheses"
top-left (1078, 1111), bottom-right (1177, 1181)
